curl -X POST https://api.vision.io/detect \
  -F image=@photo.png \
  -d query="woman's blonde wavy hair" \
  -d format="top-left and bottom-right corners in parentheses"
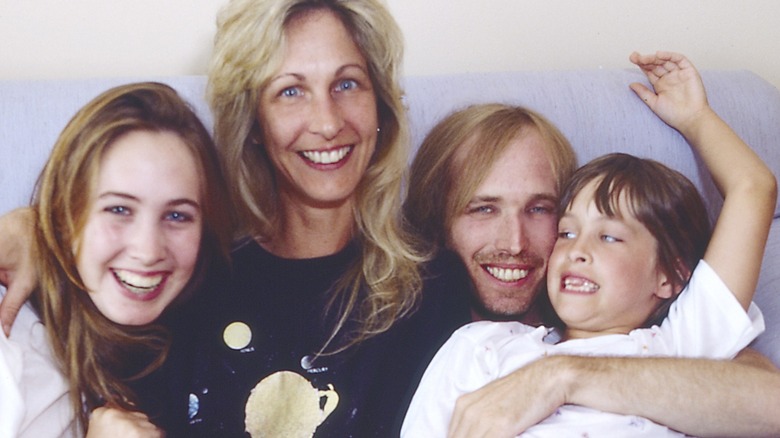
top-left (31, 82), bottom-right (231, 431)
top-left (208, 0), bottom-right (424, 352)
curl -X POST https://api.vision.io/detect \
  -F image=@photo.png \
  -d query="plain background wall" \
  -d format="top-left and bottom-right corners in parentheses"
top-left (0, 0), bottom-right (778, 90)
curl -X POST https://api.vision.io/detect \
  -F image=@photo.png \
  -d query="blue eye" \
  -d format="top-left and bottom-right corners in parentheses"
top-left (166, 211), bottom-right (193, 223)
top-left (280, 87), bottom-right (302, 98)
top-left (335, 79), bottom-right (358, 92)
top-left (529, 205), bottom-right (554, 215)
top-left (468, 205), bottom-right (494, 215)
top-left (105, 206), bottom-right (130, 216)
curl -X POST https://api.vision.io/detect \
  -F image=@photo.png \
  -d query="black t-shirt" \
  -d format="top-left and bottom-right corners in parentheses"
top-left (179, 240), bottom-right (472, 437)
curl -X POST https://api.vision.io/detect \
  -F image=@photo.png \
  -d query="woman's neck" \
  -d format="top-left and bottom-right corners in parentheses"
top-left (260, 197), bottom-right (355, 259)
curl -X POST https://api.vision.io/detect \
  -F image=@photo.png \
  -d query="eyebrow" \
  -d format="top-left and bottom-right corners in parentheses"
top-left (335, 63), bottom-right (369, 76)
top-left (468, 195), bottom-right (500, 204)
top-left (168, 199), bottom-right (202, 210)
top-left (468, 193), bottom-right (558, 204)
top-left (560, 208), bottom-right (634, 228)
top-left (268, 63), bottom-right (369, 84)
top-left (533, 193), bottom-right (559, 204)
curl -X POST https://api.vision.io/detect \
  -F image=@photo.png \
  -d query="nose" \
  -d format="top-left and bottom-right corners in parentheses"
top-left (565, 235), bottom-right (591, 264)
top-left (128, 218), bottom-right (165, 265)
top-left (308, 93), bottom-right (345, 140)
top-left (496, 213), bottom-right (526, 255)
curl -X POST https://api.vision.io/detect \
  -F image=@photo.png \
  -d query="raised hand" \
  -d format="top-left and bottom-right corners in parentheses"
top-left (628, 50), bottom-right (709, 133)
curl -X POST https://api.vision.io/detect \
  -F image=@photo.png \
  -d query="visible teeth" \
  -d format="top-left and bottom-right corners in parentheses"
top-left (113, 270), bottom-right (163, 295)
top-left (563, 277), bottom-right (600, 293)
top-left (301, 146), bottom-right (351, 164)
top-left (486, 266), bottom-right (529, 283)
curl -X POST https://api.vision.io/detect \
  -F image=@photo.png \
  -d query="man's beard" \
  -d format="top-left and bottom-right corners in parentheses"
top-left (469, 281), bottom-right (547, 324)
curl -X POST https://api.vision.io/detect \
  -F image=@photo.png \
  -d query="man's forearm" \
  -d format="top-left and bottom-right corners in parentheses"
top-left (562, 351), bottom-right (780, 437)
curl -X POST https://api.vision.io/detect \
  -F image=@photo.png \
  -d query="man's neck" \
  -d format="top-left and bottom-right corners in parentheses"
top-left (470, 301), bottom-right (545, 326)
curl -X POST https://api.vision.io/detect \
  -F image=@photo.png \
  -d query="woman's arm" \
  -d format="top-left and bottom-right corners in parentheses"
top-left (0, 207), bottom-right (37, 336)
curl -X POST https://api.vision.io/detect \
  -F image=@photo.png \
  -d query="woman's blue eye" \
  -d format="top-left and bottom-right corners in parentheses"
top-left (281, 87), bottom-right (301, 98)
top-left (166, 211), bottom-right (192, 222)
top-left (105, 206), bottom-right (130, 215)
top-left (336, 79), bottom-right (358, 92)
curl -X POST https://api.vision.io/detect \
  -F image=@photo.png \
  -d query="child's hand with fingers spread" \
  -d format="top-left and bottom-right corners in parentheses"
top-left (628, 51), bottom-right (711, 133)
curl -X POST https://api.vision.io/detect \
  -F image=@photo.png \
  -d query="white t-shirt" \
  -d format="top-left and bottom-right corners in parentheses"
top-left (0, 296), bottom-right (75, 437)
top-left (402, 260), bottom-right (765, 437)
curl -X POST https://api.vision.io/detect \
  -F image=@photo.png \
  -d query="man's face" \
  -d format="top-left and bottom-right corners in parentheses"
top-left (448, 130), bottom-right (559, 320)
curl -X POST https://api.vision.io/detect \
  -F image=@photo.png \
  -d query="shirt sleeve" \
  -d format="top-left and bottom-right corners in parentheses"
top-left (2, 299), bottom-right (76, 437)
top-left (0, 324), bottom-right (25, 436)
top-left (647, 260), bottom-right (765, 358)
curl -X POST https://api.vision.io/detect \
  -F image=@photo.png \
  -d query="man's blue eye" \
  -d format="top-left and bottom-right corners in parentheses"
top-left (530, 206), bottom-right (554, 214)
top-left (469, 205), bottom-right (494, 214)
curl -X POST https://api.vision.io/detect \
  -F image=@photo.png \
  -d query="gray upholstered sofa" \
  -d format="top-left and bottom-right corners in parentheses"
top-left (1, 70), bottom-right (778, 366)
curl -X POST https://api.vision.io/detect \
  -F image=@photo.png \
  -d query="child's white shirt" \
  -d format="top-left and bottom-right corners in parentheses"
top-left (401, 260), bottom-right (765, 437)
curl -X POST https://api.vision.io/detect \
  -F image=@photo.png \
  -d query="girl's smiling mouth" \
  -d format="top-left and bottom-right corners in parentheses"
top-left (111, 269), bottom-right (167, 296)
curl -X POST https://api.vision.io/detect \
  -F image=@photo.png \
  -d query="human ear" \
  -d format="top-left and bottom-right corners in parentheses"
top-left (654, 275), bottom-right (676, 299)
top-left (654, 258), bottom-right (690, 299)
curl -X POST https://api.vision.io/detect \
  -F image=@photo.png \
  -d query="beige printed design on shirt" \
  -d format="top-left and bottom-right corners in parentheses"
top-left (244, 371), bottom-right (339, 438)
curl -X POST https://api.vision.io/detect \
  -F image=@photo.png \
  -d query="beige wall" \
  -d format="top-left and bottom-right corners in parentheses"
top-left (1, 0), bottom-right (778, 89)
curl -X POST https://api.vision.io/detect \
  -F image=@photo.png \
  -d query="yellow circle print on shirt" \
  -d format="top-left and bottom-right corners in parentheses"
top-left (223, 321), bottom-right (252, 350)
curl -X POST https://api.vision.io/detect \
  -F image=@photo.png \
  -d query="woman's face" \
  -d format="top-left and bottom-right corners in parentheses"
top-left (75, 130), bottom-right (203, 326)
top-left (258, 9), bottom-right (379, 210)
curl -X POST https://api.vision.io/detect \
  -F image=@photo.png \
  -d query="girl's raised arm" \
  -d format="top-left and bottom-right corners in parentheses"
top-left (629, 50), bottom-right (778, 310)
